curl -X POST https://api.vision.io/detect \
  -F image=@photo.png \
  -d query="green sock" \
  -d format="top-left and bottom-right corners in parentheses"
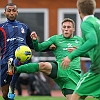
top-left (16, 63), bottom-right (39, 73)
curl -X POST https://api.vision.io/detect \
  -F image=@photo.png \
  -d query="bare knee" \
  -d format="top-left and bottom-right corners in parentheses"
top-left (38, 62), bottom-right (52, 74)
top-left (39, 62), bottom-right (46, 70)
top-left (39, 62), bottom-right (51, 69)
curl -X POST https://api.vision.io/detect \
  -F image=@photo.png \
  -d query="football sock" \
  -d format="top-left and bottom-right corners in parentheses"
top-left (15, 63), bottom-right (39, 73)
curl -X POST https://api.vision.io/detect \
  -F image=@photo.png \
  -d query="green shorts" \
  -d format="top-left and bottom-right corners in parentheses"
top-left (48, 62), bottom-right (81, 96)
top-left (74, 71), bottom-right (100, 99)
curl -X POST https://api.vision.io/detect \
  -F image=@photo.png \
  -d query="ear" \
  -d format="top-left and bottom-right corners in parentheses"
top-left (17, 11), bottom-right (18, 15)
top-left (4, 12), bottom-right (6, 16)
top-left (73, 28), bottom-right (75, 32)
top-left (78, 9), bottom-right (81, 14)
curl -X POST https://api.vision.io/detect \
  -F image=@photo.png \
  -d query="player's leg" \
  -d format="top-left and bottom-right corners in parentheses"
top-left (7, 58), bottom-right (21, 100)
top-left (13, 62), bottom-right (53, 75)
top-left (66, 94), bottom-right (72, 100)
top-left (14, 62), bottom-right (39, 73)
top-left (60, 69), bottom-right (81, 100)
top-left (70, 93), bottom-right (80, 100)
top-left (39, 62), bottom-right (53, 75)
top-left (8, 73), bottom-right (20, 100)
top-left (70, 93), bottom-right (86, 100)
top-left (62, 88), bottom-right (80, 100)
top-left (1, 63), bottom-right (12, 100)
top-left (71, 72), bottom-right (100, 100)
top-left (1, 84), bottom-right (9, 100)
top-left (64, 88), bottom-right (74, 100)
top-left (8, 59), bottom-right (20, 95)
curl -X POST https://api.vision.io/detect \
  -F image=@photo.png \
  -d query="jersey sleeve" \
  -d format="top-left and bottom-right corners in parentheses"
top-left (68, 21), bottom-right (98, 60)
top-left (32, 35), bottom-right (56, 52)
top-left (26, 26), bottom-right (34, 49)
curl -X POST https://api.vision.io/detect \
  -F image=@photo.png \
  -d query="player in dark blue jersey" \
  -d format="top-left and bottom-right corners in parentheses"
top-left (0, 3), bottom-right (51, 100)
top-left (0, 3), bottom-right (34, 100)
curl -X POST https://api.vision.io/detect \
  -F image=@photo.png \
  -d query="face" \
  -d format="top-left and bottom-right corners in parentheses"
top-left (61, 21), bottom-right (75, 38)
top-left (4, 5), bottom-right (18, 21)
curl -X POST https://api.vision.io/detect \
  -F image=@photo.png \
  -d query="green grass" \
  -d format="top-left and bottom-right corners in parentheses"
top-left (0, 96), bottom-right (99, 100)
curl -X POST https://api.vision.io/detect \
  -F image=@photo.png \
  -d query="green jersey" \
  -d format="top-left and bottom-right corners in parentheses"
top-left (68, 16), bottom-right (100, 73)
top-left (33, 34), bottom-right (83, 71)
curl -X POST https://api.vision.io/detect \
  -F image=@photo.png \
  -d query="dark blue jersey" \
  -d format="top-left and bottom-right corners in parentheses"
top-left (0, 20), bottom-right (34, 65)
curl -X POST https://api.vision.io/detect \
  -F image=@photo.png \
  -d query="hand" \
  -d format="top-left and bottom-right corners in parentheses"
top-left (61, 56), bottom-right (71, 69)
top-left (49, 44), bottom-right (56, 50)
top-left (30, 31), bottom-right (37, 40)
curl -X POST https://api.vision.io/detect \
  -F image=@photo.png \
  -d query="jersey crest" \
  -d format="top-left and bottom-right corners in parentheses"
top-left (21, 27), bottom-right (25, 33)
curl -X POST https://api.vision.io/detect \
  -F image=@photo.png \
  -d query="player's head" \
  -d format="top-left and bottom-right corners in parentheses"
top-left (77, 0), bottom-right (96, 19)
top-left (61, 18), bottom-right (75, 38)
top-left (4, 3), bottom-right (18, 21)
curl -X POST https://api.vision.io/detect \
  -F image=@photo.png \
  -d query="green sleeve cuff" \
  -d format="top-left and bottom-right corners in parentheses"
top-left (32, 39), bottom-right (38, 43)
top-left (68, 54), bottom-right (73, 61)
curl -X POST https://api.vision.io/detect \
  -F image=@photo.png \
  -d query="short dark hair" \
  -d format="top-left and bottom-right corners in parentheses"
top-left (5, 3), bottom-right (18, 11)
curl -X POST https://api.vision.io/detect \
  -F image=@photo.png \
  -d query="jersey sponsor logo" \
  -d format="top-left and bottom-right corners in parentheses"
top-left (7, 37), bottom-right (24, 42)
top-left (17, 37), bottom-right (24, 41)
top-left (67, 43), bottom-right (72, 48)
top-left (63, 48), bottom-right (68, 50)
top-left (12, 26), bottom-right (18, 28)
top-left (62, 43), bottom-right (72, 50)
top-left (7, 38), bottom-right (16, 42)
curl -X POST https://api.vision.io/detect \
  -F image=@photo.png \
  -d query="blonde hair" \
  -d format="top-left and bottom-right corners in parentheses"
top-left (77, 0), bottom-right (96, 15)
top-left (61, 18), bottom-right (75, 28)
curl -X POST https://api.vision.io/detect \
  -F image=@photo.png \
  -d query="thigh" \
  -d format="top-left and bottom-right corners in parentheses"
top-left (55, 69), bottom-right (80, 96)
top-left (74, 72), bottom-right (100, 98)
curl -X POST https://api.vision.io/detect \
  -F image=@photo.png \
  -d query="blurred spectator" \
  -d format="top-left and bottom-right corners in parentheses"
top-left (16, 72), bottom-right (51, 96)
top-left (16, 73), bottom-right (30, 95)
top-left (81, 60), bottom-right (91, 74)
top-left (81, 60), bottom-right (87, 74)
top-left (28, 72), bottom-right (51, 96)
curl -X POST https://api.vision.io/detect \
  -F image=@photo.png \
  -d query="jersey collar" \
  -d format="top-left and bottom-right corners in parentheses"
top-left (83, 15), bottom-right (94, 22)
top-left (6, 20), bottom-right (18, 24)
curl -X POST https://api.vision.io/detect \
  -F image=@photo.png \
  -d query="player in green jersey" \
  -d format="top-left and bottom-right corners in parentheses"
top-left (61, 0), bottom-right (100, 100)
top-left (8, 18), bottom-right (84, 100)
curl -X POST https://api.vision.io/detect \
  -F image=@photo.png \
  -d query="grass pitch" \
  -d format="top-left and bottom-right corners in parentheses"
top-left (0, 96), bottom-right (98, 100)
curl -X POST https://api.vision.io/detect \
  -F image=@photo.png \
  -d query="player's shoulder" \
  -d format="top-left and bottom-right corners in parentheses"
top-left (0, 21), bottom-right (8, 27)
top-left (17, 21), bottom-right (29, 28)
top-left (73, 36), bottom-right (83, 41)
top-left (74, 35), bottom-right (81, 38)
top-left (50, 34), bottom-right (62, 40)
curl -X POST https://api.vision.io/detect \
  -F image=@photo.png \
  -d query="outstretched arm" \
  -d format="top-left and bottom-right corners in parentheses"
top-left (30, 31), bottom-right (55, 52)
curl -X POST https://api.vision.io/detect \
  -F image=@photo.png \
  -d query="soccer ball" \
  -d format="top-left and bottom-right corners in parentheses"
top-left (15, 45), bottom-right (32, 63)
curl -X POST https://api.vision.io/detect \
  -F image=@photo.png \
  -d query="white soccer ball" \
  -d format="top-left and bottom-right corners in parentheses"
top-left (15, 45), bottom-right (32, 63)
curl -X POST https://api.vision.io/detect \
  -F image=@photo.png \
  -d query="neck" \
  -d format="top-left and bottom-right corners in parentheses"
top-left (80, 13), bottom-right (87, 21)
